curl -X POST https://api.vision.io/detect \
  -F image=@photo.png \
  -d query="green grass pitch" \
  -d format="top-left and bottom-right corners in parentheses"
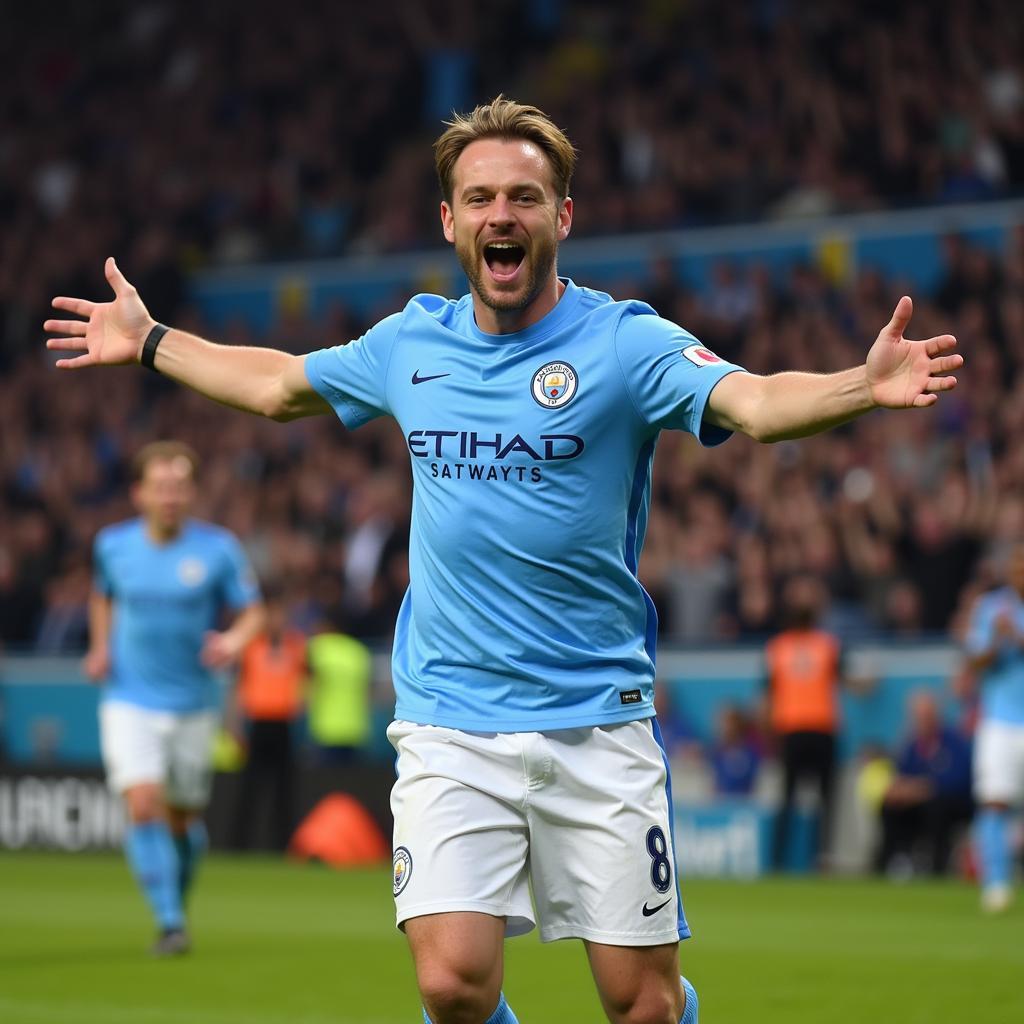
top-left (0, 851), bottom-right (1020, 1023)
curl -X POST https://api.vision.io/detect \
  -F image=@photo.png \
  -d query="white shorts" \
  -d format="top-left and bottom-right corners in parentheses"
top-left (388, 718), bottom-right (687, 946)
top-left (99, 701), bottom-right (219, 809)
top-left (974, 718), bottom-right (1024, 805)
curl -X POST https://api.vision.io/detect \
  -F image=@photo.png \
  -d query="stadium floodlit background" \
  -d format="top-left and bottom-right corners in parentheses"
top-left (2, 1), bottom-right (1023, 1022)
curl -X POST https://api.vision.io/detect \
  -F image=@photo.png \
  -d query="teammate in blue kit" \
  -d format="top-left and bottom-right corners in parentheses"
top-left (964, 542), bottom-right (1024, 913)
top-left (85, 441), bottom-right (265, 955)
top-left (48, 98), bottom-right (961, 1022)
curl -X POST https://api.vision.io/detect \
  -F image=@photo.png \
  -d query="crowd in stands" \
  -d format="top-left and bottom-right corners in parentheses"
top-left (5, 0), bottom-right (1024, 361)
top-left (3, 0), bottom-right (1024, 654)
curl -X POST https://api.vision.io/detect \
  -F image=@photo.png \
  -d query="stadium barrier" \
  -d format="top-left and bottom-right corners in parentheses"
top-left (1, 646), bottom-right (962, 872)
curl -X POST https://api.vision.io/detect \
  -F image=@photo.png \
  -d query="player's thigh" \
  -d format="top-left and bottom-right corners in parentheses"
top-left (973, 720), bottom-right (1024, 804)
top-left (388, 721), bottom-right (534, 936)
top-left (99, 701), bottom-right (169, 795)
top-left (405, 912), bottom-right (506, 1010)
top-left (528, 719), bottom-right (686, 946)
top-left (165, 710), bottom-right (218, 809)
top-left (585, 940), bottom-right (685, 1024)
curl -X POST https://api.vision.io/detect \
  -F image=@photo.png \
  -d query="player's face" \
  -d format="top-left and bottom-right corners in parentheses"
top-left (134, 457), bottom-right (195, 536)
top-left (441, 138), bottom-right (572, 329)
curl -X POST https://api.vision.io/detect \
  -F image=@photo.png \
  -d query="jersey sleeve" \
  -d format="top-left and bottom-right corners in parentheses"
top-left (303, 313), bottom-right (402, 429)
top-left (218, 533), bottom-right (262, 611)
top-left (613, 312), bottom-right (745, 445)
top-left (92, 530), bottom-right (114, 597)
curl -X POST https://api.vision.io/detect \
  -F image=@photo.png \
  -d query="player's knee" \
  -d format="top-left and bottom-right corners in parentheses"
top-left (417, 964), bottom-right (500, 1024)
top-left (124, 785), bottom-right (164, 824)
top-left (604, 981), bottom-right (685, 1024)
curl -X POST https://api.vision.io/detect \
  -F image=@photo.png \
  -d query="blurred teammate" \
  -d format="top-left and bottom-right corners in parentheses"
top-left (48, 98), bottom-right (961, 1022)
top-left (964, 542), bottom-right (1024, 912)
top-left (85, 442), bottom-right (264, 954)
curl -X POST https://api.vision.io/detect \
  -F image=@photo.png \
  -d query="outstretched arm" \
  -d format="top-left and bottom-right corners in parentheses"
top-left (705, 297), bottom-right (962, 443)
top-left (45, 258), bottom-right (331, 421)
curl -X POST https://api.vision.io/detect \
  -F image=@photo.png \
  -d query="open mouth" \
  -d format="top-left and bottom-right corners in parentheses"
top-left (483, 241), bottom-right (526, 282)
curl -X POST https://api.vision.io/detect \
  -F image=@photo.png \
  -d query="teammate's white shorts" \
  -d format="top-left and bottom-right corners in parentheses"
top-left (99, 701), bottom-right (218, 809)
top-left (974, 718), bottom-right (1024, 805)
top-left (388, 718), bottom-right (688, 946)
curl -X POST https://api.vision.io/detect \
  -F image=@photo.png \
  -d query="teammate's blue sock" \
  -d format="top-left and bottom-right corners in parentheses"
top-left (680, 975), bottom-right (699, 1024)
top-left (975, 808), bottom-right (1011, 888)
top-left (422, 992), bottom-right (519, 1024)
top-left (173, 819), bottom-right (208, 901)
top-left (125, 821), bottom-right (184, 931)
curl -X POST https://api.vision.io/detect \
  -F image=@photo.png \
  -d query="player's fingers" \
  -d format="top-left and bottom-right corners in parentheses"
top-left (885, 295), bottom-right (913, 337)
top-left (47, 337), bottom-right (89, 351)
top-left (924, 334), bottom-right (958, 356)
top-left (43, 318), bottom-right (88, 336)
top-left (929, 353), bottom-right (963, 374)
top-left (104, 256), bottom-right (136, 298)
top-left (924, 375), bottom-right (957, 392)
top-left (912, 392), bottom-right (938, 408)
top-left (54, 354), bottom-right (96, 369)
top-left (52, 296), bottom-right (96, 316)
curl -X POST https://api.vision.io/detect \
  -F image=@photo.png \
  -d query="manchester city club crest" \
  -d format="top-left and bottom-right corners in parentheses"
top-left (531, 360), bottom-right (579, 409)
top-left (176, 557), bottom-right (208, 587)
top-left (393, 846), bottom-right (413, 896)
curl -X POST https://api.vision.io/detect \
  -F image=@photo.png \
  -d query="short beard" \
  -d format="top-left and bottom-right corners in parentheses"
top-left (456, 236), bottom-right (557, 313)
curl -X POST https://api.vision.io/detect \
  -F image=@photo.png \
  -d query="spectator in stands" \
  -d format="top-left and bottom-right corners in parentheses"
top-left (709, 704), bottom-right (762, 797)
top-left (874, 690), bottom-right (973, 878)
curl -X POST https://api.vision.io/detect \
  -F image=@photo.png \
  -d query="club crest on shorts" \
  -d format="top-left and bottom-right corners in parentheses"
top-left (393, 846), bottom-right (413, 896)
top-left (681, 345), bottom-right (723, 366)
top-left (531, 361), bottom-right (578, 409)
top-left (177, 557), bottom-right (208, 587)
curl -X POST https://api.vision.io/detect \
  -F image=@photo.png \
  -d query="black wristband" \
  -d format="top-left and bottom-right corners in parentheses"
top-left (140, 323), bottom-right (169, 371)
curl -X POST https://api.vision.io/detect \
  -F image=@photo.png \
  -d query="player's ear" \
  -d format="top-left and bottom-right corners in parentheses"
top-left (557, 196), bottom-right (572, 242)
top-left (441, 201), bottom-right (455, 244)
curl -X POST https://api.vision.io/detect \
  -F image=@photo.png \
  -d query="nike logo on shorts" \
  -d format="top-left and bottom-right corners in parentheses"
top-left (411, 370), bottom-right (450, 385)
top-left (641, 899), bottom-right (672, 917)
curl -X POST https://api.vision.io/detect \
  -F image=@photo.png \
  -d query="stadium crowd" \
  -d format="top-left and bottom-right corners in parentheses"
top-left (2, 0), bottom-right (1024, 654)
top-left (3, 227), bottom-right (1022, 653)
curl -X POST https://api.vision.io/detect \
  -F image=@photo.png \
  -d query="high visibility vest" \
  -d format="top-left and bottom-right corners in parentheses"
top-left (307, 632), bottom-right (373, 747)
top-left (237, 631), bottom-right (306, 721)
top-left (766, 629), bottom-right (840, 734)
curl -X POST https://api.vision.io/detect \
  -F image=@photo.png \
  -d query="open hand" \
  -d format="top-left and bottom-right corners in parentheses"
top-left (45, 257), bottom-right (155, 368)
top-left (866, 296), bottom-right (962, 409)
top-left (201, 630), bottom-right (244, 670)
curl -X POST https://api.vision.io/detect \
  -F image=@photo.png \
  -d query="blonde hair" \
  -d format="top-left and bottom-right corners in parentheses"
top-left (433, 96), bottom-right (577, 203)
top-left (132, 440), bottom-right (199, 482)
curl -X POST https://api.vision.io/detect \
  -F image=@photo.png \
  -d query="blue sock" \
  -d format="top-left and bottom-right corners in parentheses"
top-left (680, 975), bottom-right (699, 1024)
top-left (173, 819), bottom-right (208, 901)
top-left (422, 992), bottom-right (519, 1024)
top-left (975, 808), bottom-right (1011, 888)
top-left (125, 821), bottom-right (184, 931)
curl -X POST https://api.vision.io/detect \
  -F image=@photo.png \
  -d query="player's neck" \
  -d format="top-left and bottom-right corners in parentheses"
top-left (473, 276), bottom-right (565, 335)
top-left (145, 520), bottom-right (184, 545)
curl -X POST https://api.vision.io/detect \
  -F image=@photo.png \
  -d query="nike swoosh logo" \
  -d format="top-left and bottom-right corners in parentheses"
top-left (411, 370), bottom-right (451, 385)
top-left (642, 899), bottom-right (672, 917)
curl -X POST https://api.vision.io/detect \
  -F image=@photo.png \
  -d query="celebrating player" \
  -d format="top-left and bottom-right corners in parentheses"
top-left (964, 542), bottom-right (1024, 913)
top-left (47, 98), bottom-right (961, 1021)
top-left (85, 441), bottom-right (265, 955)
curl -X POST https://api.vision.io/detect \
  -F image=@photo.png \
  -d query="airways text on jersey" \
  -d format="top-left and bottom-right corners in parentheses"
top-left (407, 429), bottom-right (585, 483)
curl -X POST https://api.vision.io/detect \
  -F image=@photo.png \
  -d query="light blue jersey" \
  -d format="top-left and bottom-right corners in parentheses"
top-left (93, 518), bottom-right (260, 713)
top-left (306, 279), bottom-right (743, 731)
top-left (965, 586), bottom-right (1024, 725)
